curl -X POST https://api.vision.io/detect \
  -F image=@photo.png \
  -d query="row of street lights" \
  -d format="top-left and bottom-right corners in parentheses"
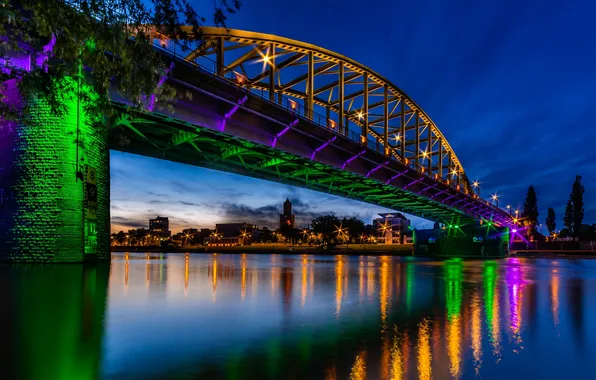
top-left (473, 179), bottom-right (524, 226)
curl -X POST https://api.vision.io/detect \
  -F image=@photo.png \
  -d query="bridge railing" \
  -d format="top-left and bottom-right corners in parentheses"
top-left (149, 39), bottom-right (389, 153)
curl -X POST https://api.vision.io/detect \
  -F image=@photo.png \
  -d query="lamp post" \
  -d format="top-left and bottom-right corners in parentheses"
top-left (506, 205), bottom-right (511, 215)
top-left (491, 194), bottom-right (499, 209)
top-left (473, 180), bottom-right (480, 196)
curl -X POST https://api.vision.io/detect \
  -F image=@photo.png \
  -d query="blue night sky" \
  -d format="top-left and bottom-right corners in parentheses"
top-left (111, 0), bottom-right (596, 233)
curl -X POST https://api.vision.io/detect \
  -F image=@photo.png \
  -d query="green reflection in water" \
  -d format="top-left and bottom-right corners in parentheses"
top-left (445, 258), bottom-right (463, 320)
top-left (483, 261), bottom-right (497, 328)
top-left (5, 263), bottom-right (109, 380)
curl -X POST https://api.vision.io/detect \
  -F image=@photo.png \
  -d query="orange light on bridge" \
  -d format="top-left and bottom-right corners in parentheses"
top-left (288, 99), bottom-right (297, 110)
top-left (329, 119), bottom-right (336, 129)
top-left (234, 71), bottom-right (246, 84)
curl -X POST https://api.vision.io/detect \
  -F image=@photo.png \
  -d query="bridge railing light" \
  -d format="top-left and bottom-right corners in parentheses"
top-left (288, 99), bottom-right (297, 111)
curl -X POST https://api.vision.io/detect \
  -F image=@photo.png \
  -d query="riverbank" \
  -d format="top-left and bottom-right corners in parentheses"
top-left (112, 243), bottom-right (415, 255)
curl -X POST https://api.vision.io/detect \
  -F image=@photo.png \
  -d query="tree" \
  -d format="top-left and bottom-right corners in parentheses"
top-left (116, 230), bottom-right (126, 245)
top-left (311, 215), bottom-right (341, 245)
top-left (1, 0), bottom-right (241, 119)
top-left (565, 175), bottom-right (585, 238)
top-left (343, 217), bottom-right (365, 241)
top-left (545, 207), bottom-right (556, 236)
top-left (522, 185), bottom-right (539, 238)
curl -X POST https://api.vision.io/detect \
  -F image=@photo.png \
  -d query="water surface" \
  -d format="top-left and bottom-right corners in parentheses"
top-left (2, 253), bottom-right (596, 379)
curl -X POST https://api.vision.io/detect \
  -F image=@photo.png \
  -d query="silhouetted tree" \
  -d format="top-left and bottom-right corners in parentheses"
top-left (116, 230), bottom-right (126, 245)
top-left (311, 215), bottom-right (341, 244)
top-left (565, 175), bottom-right (585, 238)
top-left (258, 227), bottom-right (273, 243)
top-left (546, 207), bottom-right (556, 236)
top-left (522, 186), bottom-right (539, 238)
top-left (343, 217), bottom-right (365, 241)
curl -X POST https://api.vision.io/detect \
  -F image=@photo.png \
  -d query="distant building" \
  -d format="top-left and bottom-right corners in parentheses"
top-left (210, 222), bottom-right (256, 246)
top-left (149, 216), bottom-right (170, 240)
top-left (279, 198), bottom-right (295, 229)
top-left (373, 213), bottom-right (411, 244)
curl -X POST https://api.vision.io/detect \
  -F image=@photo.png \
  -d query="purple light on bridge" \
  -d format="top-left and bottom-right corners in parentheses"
top-left (441, 194), bottom-right (458, 203)
top-left (271, 127), bottom-right (290, 148)
top-left (271, 119), bottom-right (299, 147)
top-left (341, 150), bottom-right (367, 169)
top-left (512, 229), bottom-right (517, 233)
top-left (311, 136), bottom-right (337, 160)
top-left (366, 160), bottom-right (390, 177)
top-left (417, 183), bottom-right (438, 195)
top-left (148, 62), bottom-right (175, 112)
top-left (385, 169), bottom-right (408, 185)
top-left (404, 177), bottom-right (424, 190)
top-left (221, 95), bottom-right (248, 132)
top-left (431, 189), bottom-right (448, 199)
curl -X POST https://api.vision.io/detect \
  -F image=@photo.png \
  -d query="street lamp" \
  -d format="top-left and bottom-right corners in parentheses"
top-left (472, 180), bottom-right (480, 196)
top-left (491, 193), bottom-right (499, 209)
top-left (506, 205), bottom-right (511, 215)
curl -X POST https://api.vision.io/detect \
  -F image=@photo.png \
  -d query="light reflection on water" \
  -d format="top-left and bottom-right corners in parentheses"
top-left (2, 253), bottom-right (596, 379)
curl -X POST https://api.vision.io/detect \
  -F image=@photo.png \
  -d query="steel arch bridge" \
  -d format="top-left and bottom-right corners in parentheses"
top-left (190, 28), bottom-right (468, 187)
top-left (112, 28), bottom-right (512, 227)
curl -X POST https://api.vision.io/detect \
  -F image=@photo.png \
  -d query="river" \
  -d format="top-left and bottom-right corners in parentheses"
top-left (1, 253), bottom-right (595, 379)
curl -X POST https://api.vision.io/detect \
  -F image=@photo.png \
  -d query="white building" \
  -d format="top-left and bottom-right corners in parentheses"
top-left (373, 213), bottom-right (411, 244)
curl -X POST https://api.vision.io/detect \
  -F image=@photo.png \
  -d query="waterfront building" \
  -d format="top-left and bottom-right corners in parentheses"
top-left (373, 213), bottom-right (411, 244)
top-left (149, 216), bottom-right (171, 240)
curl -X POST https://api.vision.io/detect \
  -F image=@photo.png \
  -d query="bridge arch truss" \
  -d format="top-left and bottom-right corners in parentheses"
top-left (179, 28), bottom-right (471, 192)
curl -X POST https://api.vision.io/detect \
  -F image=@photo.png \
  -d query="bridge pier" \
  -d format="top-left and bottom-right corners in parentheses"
top-left (0, 78), bottom-right (110, 262)
top-left (413, 224), bottom-right (510, 258)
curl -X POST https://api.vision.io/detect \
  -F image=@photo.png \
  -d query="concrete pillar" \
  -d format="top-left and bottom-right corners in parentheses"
top-left (0, 77), bottom-right (110, 262)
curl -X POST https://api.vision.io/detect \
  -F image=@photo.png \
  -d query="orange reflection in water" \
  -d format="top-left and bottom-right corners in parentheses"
top-left (471, 291), bottom-right (483, 375)
top-left (447, 314), bottom-right (462, 379)
top-left (417, 320), bottom-right (432, 380)
top-left (349, 351), bottom-right (367, 380)
top-left (367, 265), bottom-right (375, 298)
top-left (551, 270), bottom-right (560, 327)
top-left (184, 254), bottom-right (189, 291)
top-left (390, 330), bottom-right (404, 380)
top-left (124, 253), bottom-right (129, 287)
top-left (380, 259), bottom-right (390, 330)
top-left (336, 257), bottom-right (344, 318)
top-left (301, 256), bottom-right (308, 307)
top-left (241, 255), bottom-right (247, 301)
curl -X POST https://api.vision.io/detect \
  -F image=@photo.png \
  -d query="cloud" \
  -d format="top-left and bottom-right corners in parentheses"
top-left (111, 216), bottom-right (146, 230)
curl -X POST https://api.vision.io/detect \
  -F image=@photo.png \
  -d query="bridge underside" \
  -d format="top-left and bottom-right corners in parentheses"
top-left (110, 107), bottom-right (473, 225)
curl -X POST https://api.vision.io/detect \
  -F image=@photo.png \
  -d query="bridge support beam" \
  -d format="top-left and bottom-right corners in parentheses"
top-left (0, 78), bottom-right (110, 262)
top-left (306, 51), bottom-right (314, 120)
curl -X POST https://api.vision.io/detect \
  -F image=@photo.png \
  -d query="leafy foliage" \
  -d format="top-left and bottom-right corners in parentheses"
top-left (311, 214), bottom-right (341, 244)
top-left (1, 0), bottom-right (241, 118)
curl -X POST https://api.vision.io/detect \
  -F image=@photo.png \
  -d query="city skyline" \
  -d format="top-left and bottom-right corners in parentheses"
top-left (111, 0), bottom-right (596, 233)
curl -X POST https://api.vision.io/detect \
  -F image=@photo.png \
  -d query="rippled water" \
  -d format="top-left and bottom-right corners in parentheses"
top-left (2, 253), bottom-right (596, 379)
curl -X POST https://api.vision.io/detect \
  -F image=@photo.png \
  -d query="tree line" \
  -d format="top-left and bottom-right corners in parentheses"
top-left (522, 175), bottom-right (588, 240)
